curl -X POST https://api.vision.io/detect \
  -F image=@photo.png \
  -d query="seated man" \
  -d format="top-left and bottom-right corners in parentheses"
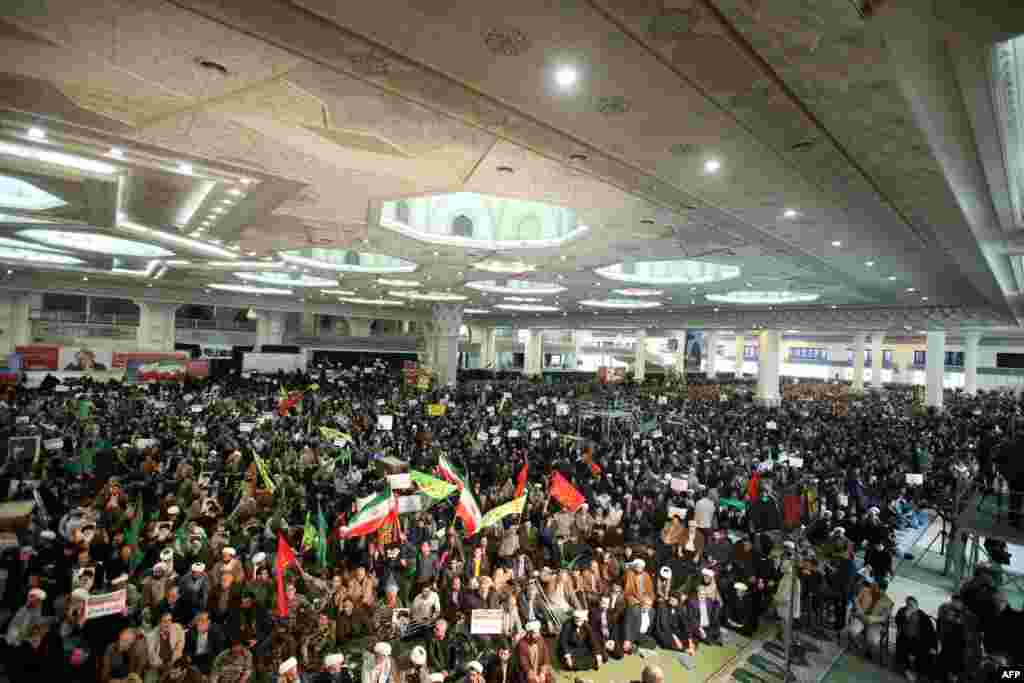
top-left (617, 597), bottom-right (658, 657)
top-left (517, 621), bottom-right (555, 683)
top-left (894, 596), bottom-right (937, 682)
top-left (557, 609), bottom-right (602, 672)
top-left (485, 639), bottom-right (518, 683)
top-left (654, 594), bottom-right (695, 658)
top-left (686, 579), bottom-right (724, 646)
top-left (589, 595), bottom-right (619, 662)
top-left (847, 579), bottom-right (894, 657)
top-left (423, 619), bottom-right (455, 679)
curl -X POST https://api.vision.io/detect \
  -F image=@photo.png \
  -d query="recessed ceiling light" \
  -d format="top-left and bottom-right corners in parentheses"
top-left (27, 127), bottom-right (46, 140)
top-left (81, 276), bottom-right (88, 281)
top-left (888, 275), bottom-right (897, 281)
top-left (783, 209), bottom-right (799, 218)
top-left (640, 219), bottom-right (655, 225)
top-left (496, 166), bottom-right (514, 174)
top-left (830, 304), bottom-right (837, 309)
top-left (554, 66), bottom-right (578, 88)
top-left (108, 147), bottom-right (124, 159)
top-left (831, 240), bottom-right (842, 247)
top-left (906, 287), bottom-right (917, 292)
top-left (865, 260), bottom-right (875, 267)
top-left (433, 251), bottom-right (440, 257)
top-left (560, 254), bottom-right (567, 262)
top-left (227, 188), bottom-right (245, 197)
top-left (211, 207), bottom-right (225, 214)
top-left (178, 162), bottom-right (193, 175)
top-left (704, 158), bottom-right (721, 174)
top-left (921, 296), bottom-right (929, 301)
top-left (220, 199), bottom-right (233, 205)
top-left (714, 307), bottom-right (720, 312)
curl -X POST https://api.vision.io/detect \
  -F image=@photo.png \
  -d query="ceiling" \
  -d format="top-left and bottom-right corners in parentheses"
top-left (0, 0), bottom-right (1022, 332)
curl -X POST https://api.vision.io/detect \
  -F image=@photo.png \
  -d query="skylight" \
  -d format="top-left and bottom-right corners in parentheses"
top-left (17, 229), bottom-right (175, 258)
top-left (279, 249), bottom-right (417, 273)
top-left (465, 279), bottom-right (566, 295)
top-left (596, 259), bottom-right (740, 285)
top-left (705, 290), bottom-right (820, 305)
top-left (234, 271), bottom-right (337, 287)
top-left (0, 176), bottom-right (67, 211)
top-left (994, 34), bottom-right (1024, 229)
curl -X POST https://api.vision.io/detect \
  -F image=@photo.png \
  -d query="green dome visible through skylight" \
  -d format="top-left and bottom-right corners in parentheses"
top-left (380, 192), bottom-right (588, 248)
top-left (596, 259), bottom-right (740, 285)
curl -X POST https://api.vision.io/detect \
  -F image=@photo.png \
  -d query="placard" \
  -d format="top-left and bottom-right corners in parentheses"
top-left (489, 426), bottom-right (500, 435)
top-left (388, 473), bottom-right (413, 490)
top-left (85, 589), bottom-right (127, 620)
top-left (531, 430), bottom-right (540, 440)
top-left (471, 609), bottom-right (506, 635)
top-left (668, 506), bottom-right (688, 519)
top-left (508, 429), bottom-right (520, 438)
top-left (905, 473), bottom-right (924, 486)
top-left (239, 423), bottom-right (254, 434)
top-left (397, 495), bottom-right (423, 514)
top-left (43, 437), bottom-right (63, 451)
top-left (766, 420), bottom-right (777, 431)
top-left (556, 403), bottom-right (570, 416)
top-left (491, 437), bottom-right (501, 445)
top-left (378, 415), bottom-right (394, 431)
top-left (670, 477), bottom-right (688, 493)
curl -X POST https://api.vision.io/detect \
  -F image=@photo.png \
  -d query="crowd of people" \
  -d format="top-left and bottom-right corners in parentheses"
top-left (0, 363), bottom-right (1022, 683)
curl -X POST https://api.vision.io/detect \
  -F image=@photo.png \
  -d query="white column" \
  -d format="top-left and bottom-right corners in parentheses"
top-left (870, 332), bottom-right (885, 388)
top-left (962, 331), bottom-right (981, 395)
top-left (828, 342), bottom-right (847, 381)
top-left (634, 330), bottom-right (647, 382)
top-left (674, 329), bottom-right (687, 376)
top-left (705, 330), bottom-right (720, 378)
top-left (925, 330), bottom-right (946, 409)
top-left (136, 301), bottom-right (177, 352)
top-left (756, 330), bottom-right (782, 405)
top-left (480, 327), bottom-right (497, 369)
top-left (254, 310), bottom-right (286, 350)
top-left (0, 292), bottom-right (31, 356)
top-left (523, 329), bottom-right (544, 376)
top-left (347, 318), bottom-right (372, 337)
top-left (432, 304), bottom-right (463, 387)
top-left (734, 332), bottom-right (745, 376)
top-left (301, 311), bottom-right (317, 336)
top-left (852, 333), bottom-right (866, 392)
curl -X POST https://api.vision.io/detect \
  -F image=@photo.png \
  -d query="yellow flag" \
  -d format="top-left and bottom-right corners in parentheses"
top-left (479, 495), bottom-right (526, 530)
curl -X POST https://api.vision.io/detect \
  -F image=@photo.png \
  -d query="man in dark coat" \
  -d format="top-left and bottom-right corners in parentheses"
top-left (557, 609), bottom-right (602, 671)
top-left (895, 597), bottom-right (937, 681)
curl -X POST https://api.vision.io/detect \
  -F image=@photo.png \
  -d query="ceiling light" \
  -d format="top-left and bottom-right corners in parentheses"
top-left (612, 288), bottom-right (663, 297)
top-left (830, 304), bottom-right (837, 309)
top-left (178, 162), bottom-right (193, 175)
top-left (496, 303), bottom-right (560, 312)
top-left (165, 259), bottom-right (191, 266)
top-left (27, 127), bottom-right (46, 141)
top-left (706, 290), bottom-right (820, 305)
top-left (18, 229), bottom-right (174, 257)
top-left (320, 289), bottom-right (356, 296)
top-left (466, 280), bottom-right (566, 295)
top-left (783, 209), bottom-right (799, 218)
top-left (227, 188), bottom-right (245, 196)
top-left (220, 199), bottom-right (234, 205)
top-left (464, 308), bottom-right (490, 314)
top-left (597, 259), bottom-right (740, 285)
top-left (704, 158), bottom-right (721, 174)
top-left (390, 290), bottom-right (468, 302)
top-left (580, 299), bottom-right (662, 309)
top-left (714, 307), bottom-right (720, 312)
top-left (377, 278), bottom-right (421, 288)
top-left (554, 66), bottom-right (578, 88)
top-left (81, 275), bottom-right (88, 281)
top-left (921, 296), bottom-right (929, 301)
top-left (117, 220), bottom-right (239, 258)
top-left (0, 142), bottom-right (117, 175)
top-left (208, 283), bottom-right (293, 295)
top-left (108, 148), bottom-right (124, 159)
top-left (865, 260), bottom-right (875, 267)
top-left (235, 271), bottom-right (336, 287)
top-left (335, 296), bottom-right (404, 307)
top-left (888, 275), bottom-right (897, 281)
top-left (471, 259), bottom-right (537, 274)
top-left (831, 240), bottom-right (842, 247)
top-left (504, 296), bottom-right (542, 303)
top-left (906, 287), bottom-right (917, 292)
top-left (240, 177), bottom-right (253, 185)
top-left (0, 246), bottom-right (84, 265)
top-left (211, 207), bottom-right (226, 214)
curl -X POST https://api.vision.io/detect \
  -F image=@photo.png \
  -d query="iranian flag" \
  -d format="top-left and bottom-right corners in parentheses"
top-left (438, 453), bottom-right (466, 490)
top-left (338, 484), bottom-right (397, 539)
top-left (456, 485), bottom-right (483, 535)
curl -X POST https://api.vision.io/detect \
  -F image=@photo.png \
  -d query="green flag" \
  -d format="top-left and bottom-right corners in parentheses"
top-left (302, 511), bottom-right (318, 554)
top-left (409, 470), bottom-right (458, 499)
top-left (317, 503), bottom-right (328, 569)
top-left (479, 495), bottom-right (526, 530)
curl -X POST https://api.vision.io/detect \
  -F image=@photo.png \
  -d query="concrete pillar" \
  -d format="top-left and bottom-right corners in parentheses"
top-left (0, 292), bottom-right (32, 356)
top-left (480, 326), bottom-right (497, 369)
top-left (926, 330), bottom-right (946, 409)
top-left (254, 310), bottom-right (286, 350)
top-left (756, 330), bottom-right (782, 406)
top-left (705, 330), bottom-right (720, 378)
top-left (524, 329), bottom-right (544, 376)
top-left (828, 342), bottom-right (847, 381)
top-left (894, 348), bottom-right (915, 384)
top-left (301, 311), bottom-right (317, 336)
top-left (432, 304), bottom-right (462, 387)
top-left (347, 318), bottom-right (372, 337)
top-left (135, 301), bottom-right (177, 352)
top-left (734, 332), bottom-right (745, 376)
top-left (634, 330), bottom-right (647, 382)
top-left (962, 331), bottom-right (981, 395)
top-left (852, 333), bottom-right (866, 392)
top-left (870, 332), bottom-right (885, 388)
top-left (674, 329), bottom-right (687, 376)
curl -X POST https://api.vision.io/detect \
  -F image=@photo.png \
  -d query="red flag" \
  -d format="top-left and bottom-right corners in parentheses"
top-left (589, 461), bottom-right (602, 477)
top-left (747, 471), bottom-right (761, 501)
top-left (275, 532), bottom-right (298, 617)
top-left (549, 470), bottom-right (585, 512)
top-left (515, 462), bottom-right (529, 498)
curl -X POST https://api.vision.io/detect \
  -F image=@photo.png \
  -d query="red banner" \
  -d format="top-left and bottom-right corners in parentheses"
top-left (111, 351), bottom-right (188, 369)
top-left (550, 470), bottom-right (585, 512)
top-left (186, 360), bottom-right (210, 378)
top-left (15, 345), bottom-right (59, 371)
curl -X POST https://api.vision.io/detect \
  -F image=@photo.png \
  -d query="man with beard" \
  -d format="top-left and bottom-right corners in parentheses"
top-left (178, 563), bottom-right (209, 624)
top-left (589, 595), bottom-right (619, 662)
top-left (422, 618), bottom-right (455, 678)
top-left (557, 609), bottom-right (601, 672)
top-left (654, 594), bottom-right (694, 657)
top-left (686, 569), bottom-right (723, 646)
top-left (227, 588), bottom-right (270, 648)
top-left (311, 653), bottom-right (354, 683)
top-left (618, 597), bottom-right (659, 658)
top-left (209, 636), bottom-right (253, 683)
top-left (516, 621), bottom-right (555, 683)
top-left (302, 612), bottom-right (337, 673)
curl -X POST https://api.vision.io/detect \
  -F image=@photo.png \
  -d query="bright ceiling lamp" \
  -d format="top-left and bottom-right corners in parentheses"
top-left (377, 278), bottom-right (421, 287)
top-left (0, 176), bottom-right (67, 211)
top-left (379, 192), bottom-right (588, 250)
top-left (596, 259), bottom-right (740, 285)
top-left (389, 290), bottom-right (468, 302)
top-left (336, 297), bottom-right (404, 307)
top-left (993, 33), bottom-right (1024, 229)
top-left (504, 296), bottom-right (542, 303)
top-left (112, 259), bottom-right (161, 277)
top-left (0, 213), bottom-right (64, 224)
top-left (208, 283), bottom-right (293, 295)
top-left (207, 260), bottom-right (282, 269)
top-left (0, 236), bottom-right (70, 253)
top-left (495, 303), bottom-right (560, 312)
top-left (581, 298), bottom-right (662, 309)
top-left (612, 288), bottom-right (664, 297)
top-left (117, 219), bottom-right (237, 258)
top-left (471, 259), bottom-right (537, 274)
top-left (279, 248), bottom-right (416, 273)
top-left (18, 228), bottom-right (174, 258)
top-left (235, 271), bottom-right (337, 287)
top-left (0, 246), bottom-right (84, 265)
top-left (706, 290), bottom-right (820, 305)
top-left (464, 308), bottom-right (491, 314)
top-left (465, 279), bottom-right (566, 295)
top-left (320, 289), bottom-right (356, 296)
top-left (0, 141), bottom-right (117, 175)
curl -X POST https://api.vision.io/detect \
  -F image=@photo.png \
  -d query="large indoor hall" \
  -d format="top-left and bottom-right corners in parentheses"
top-left (0, 1), bottom-right (1023, 683)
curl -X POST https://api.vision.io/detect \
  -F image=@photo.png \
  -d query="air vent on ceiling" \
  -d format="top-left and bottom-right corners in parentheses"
top-left (483, 27), bottom-right (530, 56)
top-left (195, 58), bottom-right (229, 75)
top-left (594, 95), bottom-right (631, 116)
top-left (670, 143), bottom-right (698, 157)
top-left (790, 139), bottom-right (817, 151)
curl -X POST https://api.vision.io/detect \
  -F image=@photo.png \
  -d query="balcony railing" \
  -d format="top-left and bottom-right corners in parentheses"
top-left (175, 317), bottom-right (257, 332)
top-left (30, 310), bottom-right (141, 326)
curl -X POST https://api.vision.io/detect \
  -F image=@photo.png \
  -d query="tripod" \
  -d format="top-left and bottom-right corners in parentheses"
top-left (912, 509), bottom-right (951, 574)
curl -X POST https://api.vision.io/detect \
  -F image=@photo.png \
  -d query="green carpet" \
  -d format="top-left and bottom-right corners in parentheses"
top-left (820, 653), bottom-right (905, 683)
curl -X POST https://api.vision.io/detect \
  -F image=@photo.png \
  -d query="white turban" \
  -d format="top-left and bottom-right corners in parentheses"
top-left (252, 552), bottom-right (267, 565)
top-left (410, 646), bottom-right (426, 666)
top-left (573, 610), bottom-right (587, 620)
top-left (167, 506), bottom-right (180, 515)
top-left (222, 547), bottom-right (236, 557)
top-left (373, 642), bottom-right (392, 656)
top-left (466, 661), bottom-right (483, 674)
top-left (525, 620), bottom-right (541, 633)
top-left (278, 657), bottom-right (298, 674)
top-left (28, 588), bottom-right (46, 600)
top-left (191, 563), bottom-right (206, 573)
top-left (324, 654), bottom-right (345, 668)
top-left (701, 568), bottom-right (715, 577)
top-left (660, 566), bottom-right (672, 579)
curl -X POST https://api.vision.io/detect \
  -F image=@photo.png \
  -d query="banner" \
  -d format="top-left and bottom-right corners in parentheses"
top-left (550, 471), bottom-right (585, 512)
top-left (85, 589), bottom-right (127, 620)
top-left (427, 404), bottom-right (447, 417)
top-left (15, 345), bottom-right (59, 370)
top-left (397, 495), bottom-right (424, 514)
top-left (409, 471), bottom-right (458, 499)
top-left (471, 609), bottom-right (506, 635)
top-left (479, 495), bottom-right (526, 530)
